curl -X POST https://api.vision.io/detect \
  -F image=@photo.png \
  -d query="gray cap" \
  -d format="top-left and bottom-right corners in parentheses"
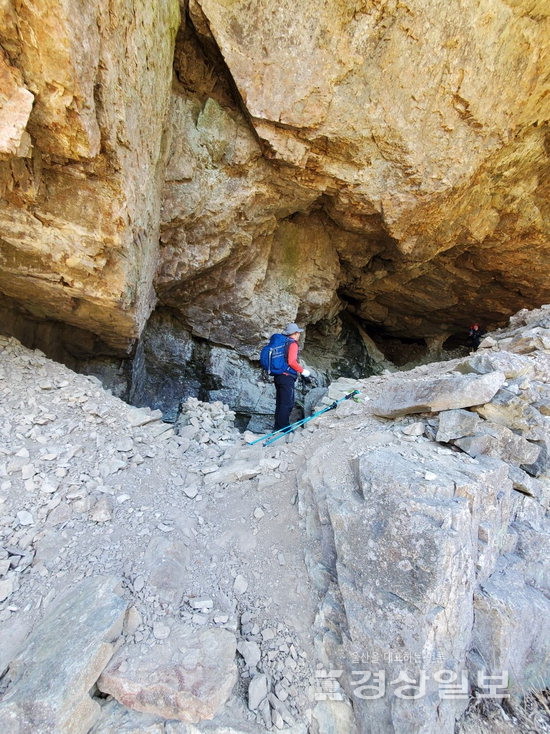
top-left (283, 322), bottom-right (304, 335)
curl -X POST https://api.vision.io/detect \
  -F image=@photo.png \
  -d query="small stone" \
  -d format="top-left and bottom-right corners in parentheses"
top-left (190, 598), bottom-right (214, 611)
top-left (274, 682), bottom-right (288, 701)
top-left (402, 421), bottom-right (425, 436)
top-left (115, 437), bottom-right (134, 452)
top-left (21, 465), bottom-right (36, 480)
top-left (272, 709), bottom-right (285, 729)
top-left (0, 576), bottom-right (14, 602)
top-left (233, 575), bottom-right (248, 595)
top-left (124, 606), bottom-right (143, 636)
top-left (268, 693), bottom-right (295, 725)
top-left (424, 472), bottom-right (437, 481)
top-left (253, 507), bottom-right (265, 520)
top-left (133, 576), bottom-right (145, 593)
top-left (182, 486), bottom-right (198, 499)
top-left (90, 497), bottom-right (112, 523)
top-left (17, 510), bottom-right (34, 526)
top-left (152, 622), bottom-right (171, 640)
top-left (237, 639), bottom-right (261, 668)
top-left (39, 479), bottom-right (58, 494)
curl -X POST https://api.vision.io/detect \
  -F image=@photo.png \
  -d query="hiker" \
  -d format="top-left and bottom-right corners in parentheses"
top-left (273, 323), bottom-right (310, 431)
top-left (468, 323), bottom-right (485, 351)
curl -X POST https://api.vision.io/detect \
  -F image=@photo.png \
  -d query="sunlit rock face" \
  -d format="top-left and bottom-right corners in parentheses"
top-left (0, 0), bottom-right (548, 359)
top-left (0, 0), bottom-right (180, 351)
top-left (167, 0), bottom-right (549, 341)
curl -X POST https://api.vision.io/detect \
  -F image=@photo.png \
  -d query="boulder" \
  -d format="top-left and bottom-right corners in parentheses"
top-left (521, 438), bottom-right (550, 478)
top-left (454, 425), bottom-right (540, 466)
top-left (372, 372), bottom-right (505, 418)
top-left (325, 448), bottom-right (482, 733)
top-left (507, 328), bottom-right (550, 354)
top-left (474, 389), bottom-right (548, 440)
top-left (97, 626), bottom-right (237, 723)
top-left (300, 440), bottom-right (527, 733)
top-left (457, 352), bottom-right (535, 380)
top-left (436, 409), bottom-right (481, 443)
top-left (0, 576), bottom-right (127, 734)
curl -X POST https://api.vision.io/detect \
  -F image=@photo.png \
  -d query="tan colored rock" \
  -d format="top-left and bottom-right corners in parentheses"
top-left (97, 626), bottom-right (237, 723)
top-left (372, 371), bottom-right (505, 417)
top-left (0, 49), bottom-right (33, 159)
top-left (173, 0), bottom-right (550, 340)
top-left (0, 0), bottom-right (549, 353)
top-left (0, 0), bottom-right (180, 351)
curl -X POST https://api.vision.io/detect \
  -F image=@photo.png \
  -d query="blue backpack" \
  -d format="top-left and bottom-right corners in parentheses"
top-left (260, 334), bottom-right (295, 375)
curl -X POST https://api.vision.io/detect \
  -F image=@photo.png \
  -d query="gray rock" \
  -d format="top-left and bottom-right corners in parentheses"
top-left (152, 622), bottom-right (171, 640)
top-left (311, 700), bottom-right (358, 734)
top-left (304, 446), bottom-right (514, 734)
top-left (475, 388), bottom-right (548, 439)
top-left (0, 616), bottom-right (31, 677)
top-left (454, 424), bottom-right (540, 466)
top-left (247, 673), bottom-right (268, 711)
top-left (144, 536), bottom-right (190, 604)
top-left (98, 626), bottom-right (237, 723)
top-left (402, 421), bottom-right (425, 436)
top-left (372, 371), bottom-right (505, 418)
top-left (205, 460), bottom-right (263, 484)
top-left (233, 574), bottom-right (248, 595)
top-left (0, 576), bottom-right (127, 734)
top-left (507, 327), bottom-right (550, 354)
top-left (436, 409), bottom-right (481, 443)
top-left (89, 700), bottom-right (164, 734)
top-left (90, 497), bottom-right (113, 523)
top-left (236, 639), bottom-right (261, 668)
top-left (123, 607), bottom-right (143, 636)
top-left (267, 693), bottom-right (294, 725)
top-left (470, 565), bottom-right (549, 700)
top-left (506, 465), bottom-right (548, 502)
top-left (458, 352), bottom-right (534, 379)
top-left (0, 576), bottom-right (14, 602)
top-left (521, 438), bottom-right (550, 478)
top-left (16, 510), bottom-right (34, 526)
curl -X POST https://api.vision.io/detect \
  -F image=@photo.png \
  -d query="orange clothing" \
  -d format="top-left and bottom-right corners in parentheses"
top-left (286, 339), bottom-right (303, 374)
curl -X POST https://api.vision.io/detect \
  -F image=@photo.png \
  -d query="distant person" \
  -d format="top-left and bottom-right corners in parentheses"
top-left (271, 323), bottom-right (310, 431)
top-left (468, 323), bottom-right (485, 350)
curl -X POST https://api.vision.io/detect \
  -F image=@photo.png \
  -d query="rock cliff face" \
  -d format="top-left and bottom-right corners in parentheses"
top-left (0, 0), bottom-right (179, 350)
top-left (0, 0), bottom-right (548, 364)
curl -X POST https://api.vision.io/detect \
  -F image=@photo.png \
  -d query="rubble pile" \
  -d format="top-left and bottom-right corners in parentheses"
top-left (175, 397), bottom-right (238, 446)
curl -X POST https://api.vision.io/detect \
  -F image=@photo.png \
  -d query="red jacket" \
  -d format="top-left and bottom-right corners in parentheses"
top-left (286, 339), bottom-right (303, 374)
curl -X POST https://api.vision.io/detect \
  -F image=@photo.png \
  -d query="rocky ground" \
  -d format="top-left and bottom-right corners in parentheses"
top-left (0, 306), bottom-right (549, 733)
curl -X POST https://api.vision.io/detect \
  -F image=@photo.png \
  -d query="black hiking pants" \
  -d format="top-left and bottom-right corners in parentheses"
top-left (274, 373), bottom-right (296, 431)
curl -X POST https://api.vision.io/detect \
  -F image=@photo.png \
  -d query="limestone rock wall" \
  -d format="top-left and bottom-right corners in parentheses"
top-left (171, 0), bottom-right (550, 341)
top-left (0, 0), bottom-right (548, 360)
top-left (0, 0), bottom-right (179, 351)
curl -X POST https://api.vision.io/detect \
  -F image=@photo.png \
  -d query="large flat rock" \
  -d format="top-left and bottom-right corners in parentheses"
top-left (0, 575), bottom-right (128, 734)
top-left (97, 625), bottom-right (237, 723)
top-left (372, 371), bottom-right (505, 418)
